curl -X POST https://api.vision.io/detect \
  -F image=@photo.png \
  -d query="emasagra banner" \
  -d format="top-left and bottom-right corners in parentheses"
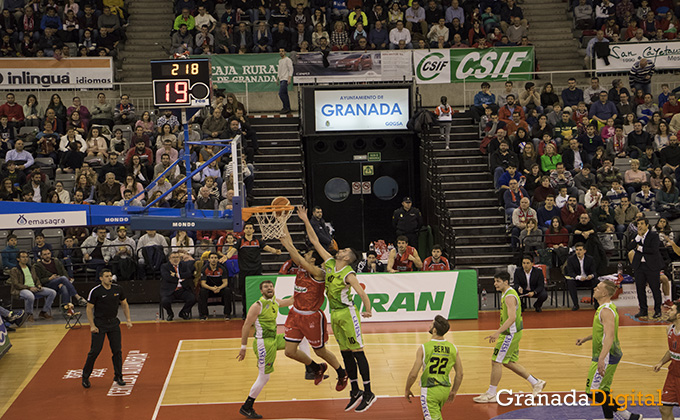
top-left (595, 40), bottom-right (680, 72)
top-left (244, 270), bottom-right (478, 323)
top-left (414, 46), bottom-right (534, 83)
top-left (205, 53), bottom-right (289, 93)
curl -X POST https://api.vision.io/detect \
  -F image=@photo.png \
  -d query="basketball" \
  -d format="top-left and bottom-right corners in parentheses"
top-left (271, 196), bottom-right (291, 216)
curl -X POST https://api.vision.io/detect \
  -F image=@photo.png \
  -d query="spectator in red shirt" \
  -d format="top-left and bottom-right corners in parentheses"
top-left (422, 245), bottom-right (451, 271)
top-left (663, 93), bottom-right (680, 121)
top-left (0, 93), bottom-right (25, 130)
top-left (387, 235), bottom-right (423, 272)
top-left (561, 196), bottom-right (586, 232)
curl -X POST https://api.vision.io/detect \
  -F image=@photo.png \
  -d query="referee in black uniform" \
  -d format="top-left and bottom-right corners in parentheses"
top-left (82, 269), bottom-right (132, 388)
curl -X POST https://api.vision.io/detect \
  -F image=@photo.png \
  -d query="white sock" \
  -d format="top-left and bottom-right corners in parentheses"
top-left (527, 375), bottom-right (539, 386)
top-left (618, 409), bottom-right (632, 419)
top-left (299, 338), bottom-right (311, 357)
top-left (664, 294), bottom-right (671, 302)
top-left (487, 385), bottom-right (497, 395)
top-left (248, 373), bottom-right (270, 399)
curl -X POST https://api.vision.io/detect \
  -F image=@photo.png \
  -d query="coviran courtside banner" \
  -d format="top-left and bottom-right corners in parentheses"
top-left (413, 46), bottom-right (534, 83)
top-left (0, 57), bottom-right (113, 90)
top-left (245, 270), bottom-right (479, 321)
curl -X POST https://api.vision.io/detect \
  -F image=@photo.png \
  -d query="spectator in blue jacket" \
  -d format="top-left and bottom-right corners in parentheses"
top-left (471, 82), bottom-right (499, 123)
top-left (40, 7), bottom-right (62, 31)
top-left (1, 234), bottom-right (19, 270)
top-left (368, 20), bottom-right (388, 49)
top-left (589, 91), bottom-right (618, 129)
top-left (578, 124), bottom-right (604, 163)
top-left (496, 164), bottom-right (523, 190)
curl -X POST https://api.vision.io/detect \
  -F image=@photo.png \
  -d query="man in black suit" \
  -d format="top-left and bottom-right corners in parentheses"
top-left (564, 242), bottom-right (598, 311)
top-left (513, 255), bottom-right (548, 312)
top-left (627, 218), bottom-right (663, 319)
top-left (160, 252), bottom-right (196, 321)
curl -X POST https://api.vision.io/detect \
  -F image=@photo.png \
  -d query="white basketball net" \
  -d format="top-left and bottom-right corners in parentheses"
top-left (252, 208), bottom-right (294, 240)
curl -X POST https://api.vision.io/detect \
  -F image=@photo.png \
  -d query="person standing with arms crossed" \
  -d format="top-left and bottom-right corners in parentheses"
top-left (576, 280), bottom-right (642, 420)
top-left (405, 315), bottom-right (464, 420)
top-left (237, 280), bottom-right (293, 419)
top-left (82, 269), bottom-right (132, 389)
top-left (278, 227), bottom-right (348, 389)
top-left (277, 48), bottom-right (293, 114)
top-left (473, 271), bottom-right (545, 403)
top-left (653, 299), bottom-right (680, 420)
top-left (299, 206), bottom-right (377, 412)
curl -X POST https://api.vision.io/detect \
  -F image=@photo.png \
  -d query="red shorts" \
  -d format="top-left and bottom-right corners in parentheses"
top-left (662, 373), bottom-right (680, 405)
top-left (284, 309), bottom-right (328, 349)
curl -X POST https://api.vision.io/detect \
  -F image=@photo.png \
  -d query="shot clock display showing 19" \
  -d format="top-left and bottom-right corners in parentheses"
top-left (150, 58), bottom-right (212, 108)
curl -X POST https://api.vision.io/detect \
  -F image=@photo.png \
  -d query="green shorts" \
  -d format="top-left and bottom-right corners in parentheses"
top-left (586, 358), bottom-right (619, 394)
top-left (420, 386), bottom-right (450, 420)
top-left (252, 333), bottom-right (285, 374)
top-left (492, 331), bottom-right (522, 364)
top-left (330, 306), bottom-right (364, 351)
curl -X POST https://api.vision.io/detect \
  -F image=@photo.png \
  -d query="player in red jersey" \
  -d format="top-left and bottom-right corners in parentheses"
top-left (654, 299), bottom-right (680, 420)
top-left (278, 228), bottom-right (348, 391)
top-left (422, 245), bottom-right (451, 271)
top-left (279, 258), bottom-right (301, 275)
top-left (387, 235), bottom-right (423, 272)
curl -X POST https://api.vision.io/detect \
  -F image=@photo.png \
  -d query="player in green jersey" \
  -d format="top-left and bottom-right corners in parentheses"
top-left (298, 206), bottom-right (377, 413)
top-left (576, 280), bottom-right (642, 420)
top-left (405, 315), bottom-right (464, 420)
top-left (237, 280), bottom-right (293, 419)
top-left (474, 271), bottom-right (546, 403)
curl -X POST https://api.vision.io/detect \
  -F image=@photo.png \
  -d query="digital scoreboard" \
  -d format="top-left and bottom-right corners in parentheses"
top-left (151, 59), bottom-right (211, 108)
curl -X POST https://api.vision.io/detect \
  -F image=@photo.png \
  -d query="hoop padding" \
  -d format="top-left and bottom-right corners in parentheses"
top-left (241, 205), bottom-right (295, 240)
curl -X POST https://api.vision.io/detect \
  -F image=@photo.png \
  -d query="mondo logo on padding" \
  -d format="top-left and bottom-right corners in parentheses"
top-left (416, 52), bottom-right (448, 81)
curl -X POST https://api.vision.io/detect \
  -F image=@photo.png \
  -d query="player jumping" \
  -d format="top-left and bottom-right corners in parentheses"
top-left (278, 227), bottom-right (348, 390)
top-left (299, 206), bottom-right (377, 412)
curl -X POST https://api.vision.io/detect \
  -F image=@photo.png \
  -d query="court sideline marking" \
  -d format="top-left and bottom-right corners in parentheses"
top-left (152, 340), bottom-right (184, 420)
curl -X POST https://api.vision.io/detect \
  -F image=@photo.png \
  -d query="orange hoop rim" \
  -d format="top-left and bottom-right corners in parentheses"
top-left (241, 204), bottom-right (295, 220)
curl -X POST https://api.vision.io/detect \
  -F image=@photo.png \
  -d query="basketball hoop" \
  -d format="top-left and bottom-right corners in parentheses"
top-left (242, 205), bottom-right (295, 240)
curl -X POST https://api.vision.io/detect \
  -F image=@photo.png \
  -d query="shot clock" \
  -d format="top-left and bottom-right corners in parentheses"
top-left (151, 58), bottom-right (211, 108)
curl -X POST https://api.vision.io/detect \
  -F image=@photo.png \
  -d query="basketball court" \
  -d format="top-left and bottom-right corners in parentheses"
top-left (1, 307), bottom-right (677, 420)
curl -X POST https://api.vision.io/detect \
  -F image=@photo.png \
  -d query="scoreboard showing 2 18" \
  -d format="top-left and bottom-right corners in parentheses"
top-left (151, 58), bottom-right (212, 108)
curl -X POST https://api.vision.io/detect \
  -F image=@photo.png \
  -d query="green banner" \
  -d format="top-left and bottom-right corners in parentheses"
top-left (0, 322), bottom-right (11, 359)
top-left (414, 47), bottom-right (534, 84)
top-left (206, 53), bottom-right (288, 93)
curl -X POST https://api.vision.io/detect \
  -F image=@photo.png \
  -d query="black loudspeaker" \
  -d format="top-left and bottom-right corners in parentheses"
top-left (303, 135), bottom-right (418, 250)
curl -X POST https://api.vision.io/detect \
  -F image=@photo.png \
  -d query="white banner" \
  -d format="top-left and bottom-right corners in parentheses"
top-left (595, 40), bottom-right (680, 72)
top-left (314, 88), bottom-right (410, 132)
top-left (0, 211), bottom-right (87, 230)
top-left (611, 283), bottom-right (658, 307)
top-left (273, 271), bottom-right (458, 323)
top-left (0, 57), bottom-right (114, 90)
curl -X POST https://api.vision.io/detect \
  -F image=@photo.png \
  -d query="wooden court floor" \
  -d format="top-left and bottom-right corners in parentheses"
top-left (1, 308), bottom-right (679, 420)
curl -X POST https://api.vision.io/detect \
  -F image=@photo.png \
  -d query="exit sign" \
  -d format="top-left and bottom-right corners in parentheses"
top-left (368, 152), bottom-right (381, 161)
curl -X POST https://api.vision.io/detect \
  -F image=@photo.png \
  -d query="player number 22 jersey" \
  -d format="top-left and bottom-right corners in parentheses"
top-left (421, 339), bottom-right (457, 388)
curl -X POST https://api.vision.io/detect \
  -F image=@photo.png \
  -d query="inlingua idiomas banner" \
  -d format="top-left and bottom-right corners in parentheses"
top-left (413, 46), bottom-right (534, 83)
top-left (314, 88), bottom-right (410, 132)
top-left (595, 40), bottom-right (680, 72)
top-left (0, 57), bottom-right (113, 89)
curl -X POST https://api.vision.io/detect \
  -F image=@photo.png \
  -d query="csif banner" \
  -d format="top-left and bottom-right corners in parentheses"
top-left (0, 57), bottom-right (113, 90)
top-left (244, 270), bottom-right (478, 323)
top-left (595, 40), bottom-right (680, 72)
top-left (205, 53), bottom-right (289, 93)
top-left (414, 47), bottom-right (534, 83)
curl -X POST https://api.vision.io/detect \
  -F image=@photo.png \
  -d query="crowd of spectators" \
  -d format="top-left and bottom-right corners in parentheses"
top-left (0, 1), bottom-right (129, 58)
top-left (475, 76), bottom-right (680, 276)
top-left (0, 89), bottom-right (259, 213)
top-left (169, 0), bottom-right (533, 54)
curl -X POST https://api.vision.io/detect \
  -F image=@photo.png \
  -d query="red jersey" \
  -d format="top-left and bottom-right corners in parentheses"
top-left (279, 259), bottom-right (301, 275)
top-left (393, 246), bottom-right (416, 272)
top-left (668, 324), bottom-right (680, 377)
top-left (423, 256), bottom-right (450, 271)
top-left (292, 268), bottom-right (325, 312)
